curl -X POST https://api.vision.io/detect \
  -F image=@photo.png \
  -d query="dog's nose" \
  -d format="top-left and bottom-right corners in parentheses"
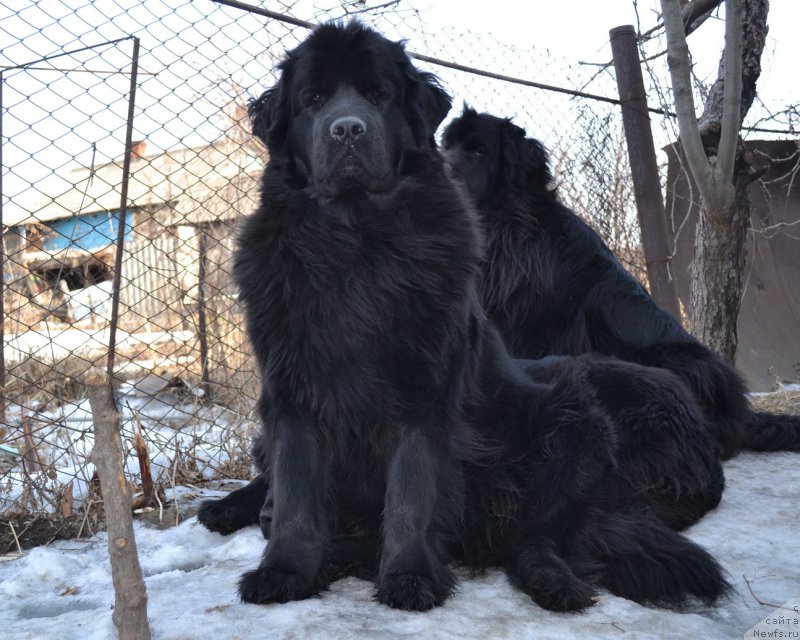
top-left (330, 116), bottom-right (367, 143)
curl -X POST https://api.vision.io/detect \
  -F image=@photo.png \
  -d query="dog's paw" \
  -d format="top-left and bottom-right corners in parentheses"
top-left (197, 499), bottom-right (251, 535)
top-left (238, 565), bottom-right (320, 604)
top-left (526, 573), bottom-right (596, 612)
top-left (507, 548), bottom-right (596, 612)
top-left (375, 571), bottom-right (454, 611)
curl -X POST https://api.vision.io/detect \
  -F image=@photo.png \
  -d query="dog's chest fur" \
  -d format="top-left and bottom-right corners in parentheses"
top-left (235, 163), bottom-right (481, 432)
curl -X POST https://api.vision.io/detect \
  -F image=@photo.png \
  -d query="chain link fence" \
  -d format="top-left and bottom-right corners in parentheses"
top-left (2, 0), bottom-right (793, 545)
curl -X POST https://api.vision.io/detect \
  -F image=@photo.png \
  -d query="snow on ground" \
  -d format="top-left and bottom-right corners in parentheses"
top-left (1, 382), bottom-right (255, 514)
top-left (3, 326), bottom-right (196, 366)
top-left (749, 383), bottom-right (800, 396)
top-left (1, 452), bottom-right (798, 640)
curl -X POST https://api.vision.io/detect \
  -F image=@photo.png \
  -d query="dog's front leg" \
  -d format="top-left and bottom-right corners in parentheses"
top-left (376, 429), bottom-right (456, 611)
top-left (239, 405), bottom-right (327, 604)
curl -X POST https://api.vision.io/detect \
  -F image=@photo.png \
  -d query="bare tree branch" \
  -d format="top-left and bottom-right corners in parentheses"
top-left (661, 0), bottom-right (714, 196)
top-left (698, 0), bottom-right (769, 134)
top-left (682, 0), bottom-right (724, 32)
top-left (582, 0), bottom-right (723, 76)
top-left (640, 0), bottom-right (723, 43)
top-left (661, 0), bottom-right (744, 213)
top-left (342, 0), bottom-right (402, 16)
top-left (715, 0), bottom-right (743, 191)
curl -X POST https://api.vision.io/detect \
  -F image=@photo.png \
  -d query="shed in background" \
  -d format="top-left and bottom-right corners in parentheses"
top-left (665, 139), bottom-right (800, 391)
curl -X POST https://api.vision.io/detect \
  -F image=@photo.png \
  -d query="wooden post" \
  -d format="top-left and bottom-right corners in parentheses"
top-left (22, 417), bottom-right (44, 474)
top-left (610, 25), bottom-right (683, 323)
top-left (196, 223), bottom-right (211, 400)
top-left (87, 371), bottom-right (151, 640)
top-left (132, 414), bottom-right (157, 510)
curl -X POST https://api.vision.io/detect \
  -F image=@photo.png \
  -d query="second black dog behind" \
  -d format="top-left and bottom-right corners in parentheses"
top-left (442, 106), bottom-right (800, 459)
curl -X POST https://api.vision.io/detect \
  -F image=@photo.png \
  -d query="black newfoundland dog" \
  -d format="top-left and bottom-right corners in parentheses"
top-left (200, 22), bottom-right (729, 612)
top-left (442, 107), bottom-right (800, 460)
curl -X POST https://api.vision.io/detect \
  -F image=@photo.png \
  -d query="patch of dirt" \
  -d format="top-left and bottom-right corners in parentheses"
top-left (0, 480), bottom-right (244, 552)
top-left (0, 512), bottom-right (105, 554)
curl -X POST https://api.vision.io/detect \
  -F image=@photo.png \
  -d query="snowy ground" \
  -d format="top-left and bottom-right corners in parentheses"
top-left (3, 326), bottom-right (196, 367)
top-left (0, 376), bottom-right (256, 515)
top-left (1, 452), bottom-right (798, 640)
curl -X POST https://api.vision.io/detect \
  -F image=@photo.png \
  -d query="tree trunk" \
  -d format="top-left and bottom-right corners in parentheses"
top-left (88, 373), bottom-right (151, 640)
top-left (687, 0), bottom-right (768, 363)
top-left (689, 147), bottom-right (751, 361)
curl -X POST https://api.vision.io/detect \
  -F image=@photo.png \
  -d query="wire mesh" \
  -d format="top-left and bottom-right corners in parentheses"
top-left (1, 0), bottom-right (795, 536)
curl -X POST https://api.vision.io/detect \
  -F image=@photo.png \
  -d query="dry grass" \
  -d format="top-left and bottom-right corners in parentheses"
top-left (3, 333), bottom-right (244, 408)
top-left (749, 388), bottom-right (800, 415)
top-left (5, 355), bottom-right (98, 409)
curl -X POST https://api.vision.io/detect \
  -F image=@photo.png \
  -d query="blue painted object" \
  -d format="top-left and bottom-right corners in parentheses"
top-left (41, 211), bottom-right (133, 252)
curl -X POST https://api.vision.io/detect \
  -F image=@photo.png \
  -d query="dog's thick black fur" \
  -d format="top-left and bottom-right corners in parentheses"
top-left (201, 352), bottom-right (726, 539)
top-left (442, 107), bottom-right (800, 460)
top-left (199, 22), bottom-right (729, 612)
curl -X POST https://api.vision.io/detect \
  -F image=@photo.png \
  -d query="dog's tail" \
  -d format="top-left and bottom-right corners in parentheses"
top-left (744, 410), bottom-right (800, 452)
top-left (579, 511), bottom-right (730, 606)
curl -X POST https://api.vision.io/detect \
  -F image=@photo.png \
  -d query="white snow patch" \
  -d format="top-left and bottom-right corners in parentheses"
top-left (1, 453), bottom-right (798, 640)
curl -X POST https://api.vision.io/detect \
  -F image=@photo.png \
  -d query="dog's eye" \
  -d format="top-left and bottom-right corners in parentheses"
top-left (306, 92), bottom-right (323, 107)
top-left (367, 85), bottom-right (387, 103)
top-left (471, 145), bottom-right (487, 156)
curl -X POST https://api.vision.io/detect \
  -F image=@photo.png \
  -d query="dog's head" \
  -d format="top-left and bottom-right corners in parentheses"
top-left (249, 21), bottom-right (452, 199)
top-left (442, 106), bottom-right (551, 205)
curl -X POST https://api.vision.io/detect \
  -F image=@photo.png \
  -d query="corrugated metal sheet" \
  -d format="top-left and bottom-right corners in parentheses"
top-left (119, 229), bottom-right (186, 330)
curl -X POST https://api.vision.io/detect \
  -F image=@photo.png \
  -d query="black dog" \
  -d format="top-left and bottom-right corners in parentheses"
top-left (442, 107), bottom-right (800, 460)
top-left (201, 22), bottom-right (728, 612)
top-left (202, 352), bottom-right (725, 538)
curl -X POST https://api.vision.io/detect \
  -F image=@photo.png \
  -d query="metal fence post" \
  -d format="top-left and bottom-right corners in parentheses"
top-left (610, 25), bottom-right (683, 323)
top-left (107, 37), bottom-right (140, 379)
top-left (1, 71), bottom-right (6, 424)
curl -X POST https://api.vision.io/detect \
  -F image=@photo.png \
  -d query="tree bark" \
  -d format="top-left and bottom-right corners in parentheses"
top-left (699, 0), bottom-right (769, 137)
top-left (661, 0), bottom-right (768, 362)
top-left (682, 0), bottom-right (724, 34)
top-left (688, 149), bottom-right (751, 362)
top-left (88, 372), bottom-right (151, 640)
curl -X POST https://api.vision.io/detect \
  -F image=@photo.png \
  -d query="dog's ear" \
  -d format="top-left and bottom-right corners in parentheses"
top-left (404, 67), bottom-right (452, 147)
top-left (461, 103), bottom-right (478, 119)
top-left (502, 123), bottom-right (551, 191)
top-left (248, 80), bottom-right (290, 155)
